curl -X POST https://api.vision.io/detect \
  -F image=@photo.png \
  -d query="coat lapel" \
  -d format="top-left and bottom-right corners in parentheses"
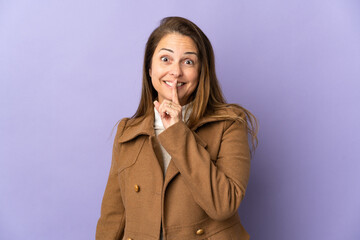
top-left (164, 160), bottom-right (179, 186)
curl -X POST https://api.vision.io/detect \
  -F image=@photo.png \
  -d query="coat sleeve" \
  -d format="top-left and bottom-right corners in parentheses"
top-left (96, 119), bottom-right (127, 240)
top-left (158, 116), bottom-right (251, 221)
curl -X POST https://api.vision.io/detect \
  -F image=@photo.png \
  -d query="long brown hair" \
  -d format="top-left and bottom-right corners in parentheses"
top-left (130, 16), bottom-right (258, 151)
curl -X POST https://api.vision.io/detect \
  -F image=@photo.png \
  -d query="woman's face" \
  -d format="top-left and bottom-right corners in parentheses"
top-left (149, 33), bottom-right (200, 106)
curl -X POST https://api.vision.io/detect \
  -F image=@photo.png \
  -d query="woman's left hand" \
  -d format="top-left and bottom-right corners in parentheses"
top-left (154, 80), bottom-right (182, 129)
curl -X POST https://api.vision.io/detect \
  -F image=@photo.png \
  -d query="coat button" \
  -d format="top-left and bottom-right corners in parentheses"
top-left (196, 228), bottom-right (204, 235)
top-left (134, 184), bottom-right (140, 192)
top-left (127, 238), bottom-right (133, 240)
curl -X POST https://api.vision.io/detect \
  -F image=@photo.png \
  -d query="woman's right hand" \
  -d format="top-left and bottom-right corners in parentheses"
top-left (154, 80), bottom-right (182, 129)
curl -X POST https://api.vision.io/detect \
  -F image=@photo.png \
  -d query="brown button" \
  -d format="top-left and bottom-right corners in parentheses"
top-left (134, 184), bottom-right (140, 192)
top-left (127, 238), bottom-right (133, 240)
top-left (196, 228), bottom-right (204, 235)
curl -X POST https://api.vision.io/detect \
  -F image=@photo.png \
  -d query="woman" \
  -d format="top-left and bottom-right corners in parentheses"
top-left (96, 16), bottom-right (258, 240)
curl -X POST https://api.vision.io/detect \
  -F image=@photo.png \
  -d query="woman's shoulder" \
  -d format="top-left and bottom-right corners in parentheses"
top-left (211, 104), bottom-right (247, 121)
top-left (116, 115), bottom-right (146, 130)
top-left (206, 104), bottom-right (258, 151)
top-left (192, 104), bottom-right (248, 131)
top-left (114, 114), bottom-right (153, 142)
top-left (216, 104), bottom-right (251, 128)
top-left (113, 117), bottom-right (130, 138)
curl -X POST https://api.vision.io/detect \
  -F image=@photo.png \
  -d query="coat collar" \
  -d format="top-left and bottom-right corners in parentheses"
top-left (118, 112), bottom-right (155, 143)
top-left (118, 108), bottom-right (224, 143)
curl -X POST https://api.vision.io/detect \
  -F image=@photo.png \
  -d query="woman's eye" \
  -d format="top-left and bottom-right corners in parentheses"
top-left (185, 60), bottom-right (194, 65)
top-left (161, 57), bottom-right (169, 62)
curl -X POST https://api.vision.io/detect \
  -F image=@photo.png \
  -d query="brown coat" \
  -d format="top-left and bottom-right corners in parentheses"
top-left (96, 108), bottom-right (251, 240)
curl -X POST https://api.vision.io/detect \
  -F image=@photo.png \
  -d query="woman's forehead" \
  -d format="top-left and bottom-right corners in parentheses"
top-left (156, 33), bottom-right (198, 53)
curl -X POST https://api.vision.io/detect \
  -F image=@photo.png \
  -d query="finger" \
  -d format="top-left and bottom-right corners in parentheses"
top-left (161, 101), bottom-right (181, 118)
top-left (172, 80), bottom-right (180, 105)
top-left (162, 100), bottom-right (180, 112)
top-left (158, 101), bottom-right (169, 118)
top-left (155, 100), bottom-right (168, 118)
top-left (153, 101), bottom-right (160, 113)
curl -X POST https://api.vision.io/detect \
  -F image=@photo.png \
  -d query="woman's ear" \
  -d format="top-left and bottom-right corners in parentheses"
top-left (149, 68), bottom-right (152, 77)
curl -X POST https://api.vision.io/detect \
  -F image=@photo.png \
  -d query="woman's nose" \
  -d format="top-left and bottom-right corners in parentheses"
top-left (169, 63), bottom-right (182, 77)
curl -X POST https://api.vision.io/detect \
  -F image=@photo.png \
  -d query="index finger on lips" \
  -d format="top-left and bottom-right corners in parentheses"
top-left (172, 80), bottom-right (180, 105)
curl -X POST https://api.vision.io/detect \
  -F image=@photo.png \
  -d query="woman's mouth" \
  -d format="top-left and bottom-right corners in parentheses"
top-left (164, 81), bottom-right (185, 87)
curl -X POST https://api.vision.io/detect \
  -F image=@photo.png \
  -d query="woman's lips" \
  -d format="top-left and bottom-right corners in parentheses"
top-left (164, 80), bottom-right (185, 87)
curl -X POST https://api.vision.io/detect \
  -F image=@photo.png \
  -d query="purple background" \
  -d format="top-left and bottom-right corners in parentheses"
top-left (1, 0), bottom-right (359, 239)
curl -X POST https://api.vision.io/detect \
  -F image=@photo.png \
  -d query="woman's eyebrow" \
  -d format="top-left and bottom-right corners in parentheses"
top-left (159, 48), bottom-right (173, 53)
top-left (159, 48), bottom-right (198, 56)
top-left (184, 51), bottom-right (198, 56)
